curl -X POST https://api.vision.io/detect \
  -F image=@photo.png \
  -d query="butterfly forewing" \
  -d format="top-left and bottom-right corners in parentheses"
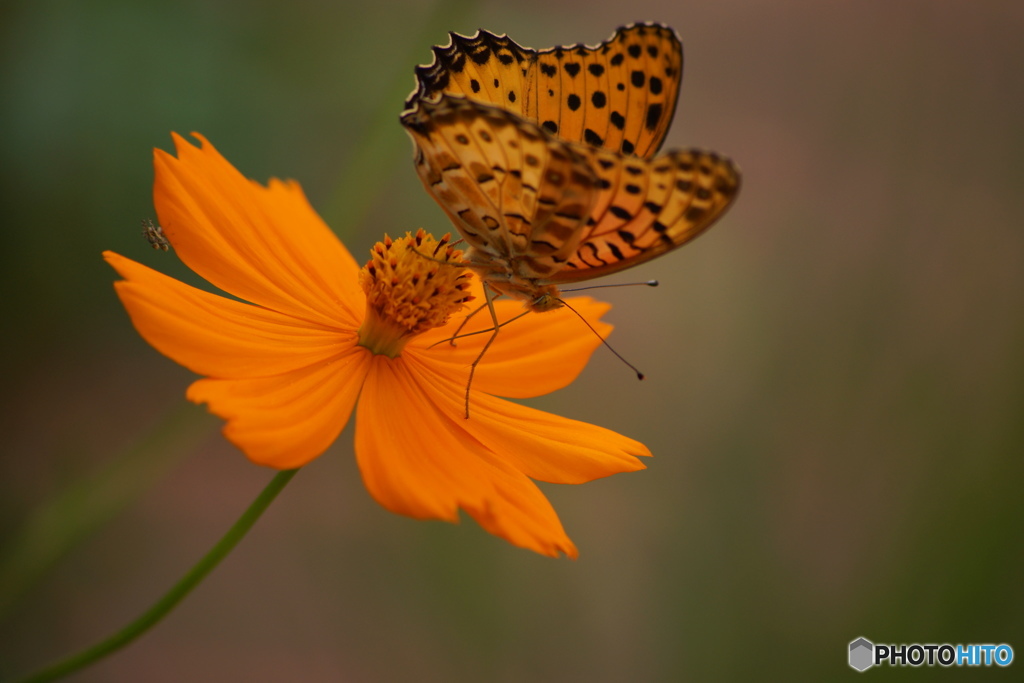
top-left (406, 23), bottom-right (682, 160)
top-left (404, 97), bottom-right (599, 279)
top-left (555, 148), bottom-right (740, 282)
top-left (408, 31), bottom-right (531, 120)
top-left (531, 23), bottom-right (681, 159)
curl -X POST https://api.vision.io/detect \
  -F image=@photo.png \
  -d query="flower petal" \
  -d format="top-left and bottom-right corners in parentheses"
top-left (355, 356), bottom-right (578, 558)
top-left (189, 345), bottom-right (370, 469)
top-left (406, 354), bottom-right (650, 484)
top-left (153, 133), bottom-right (363, 327)
top-left (106, 251), bottom-right (354, 378)
top-left (413, 295), bottom-right (613, 398)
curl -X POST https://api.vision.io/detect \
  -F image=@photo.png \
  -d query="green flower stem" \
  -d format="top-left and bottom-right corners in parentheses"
top-left (12, 468), bottom-right (299, 683)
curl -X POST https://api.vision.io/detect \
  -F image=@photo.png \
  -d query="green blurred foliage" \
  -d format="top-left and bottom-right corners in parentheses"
top-left (1, 0), bottom-right (1023, 681)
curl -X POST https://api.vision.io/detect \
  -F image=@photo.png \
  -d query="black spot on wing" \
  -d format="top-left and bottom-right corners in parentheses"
top-left (468, 45), bottom-right (491, 65)
top-left (581, 242), bottom-right (608, 266)
top-left (686, 207), bottom-right (707, 222)
top-left (645, 103), bottom-right (663, 131)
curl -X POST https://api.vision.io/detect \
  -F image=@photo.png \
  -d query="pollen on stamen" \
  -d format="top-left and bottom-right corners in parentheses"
top-left (357, 229), bottom-right (474, 358)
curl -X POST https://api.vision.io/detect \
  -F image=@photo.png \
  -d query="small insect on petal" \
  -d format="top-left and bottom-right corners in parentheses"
top-left (142, 218), bottom-right (170, 251)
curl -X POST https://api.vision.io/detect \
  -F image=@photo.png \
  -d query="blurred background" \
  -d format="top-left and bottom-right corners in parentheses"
top-left (2, 0), bottom-right (1022, 680)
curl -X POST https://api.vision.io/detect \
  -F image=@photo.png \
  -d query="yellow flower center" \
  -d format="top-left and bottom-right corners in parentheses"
top-left (357, 229), bottom-right (474, 357)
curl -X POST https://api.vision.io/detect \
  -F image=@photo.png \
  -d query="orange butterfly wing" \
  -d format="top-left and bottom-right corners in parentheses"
top-left (405, 23), bottom-right (682, 159)
top-left (553, 147), bottom-right (740, 283)
top-left (407, 30), bottom-right (532, 119)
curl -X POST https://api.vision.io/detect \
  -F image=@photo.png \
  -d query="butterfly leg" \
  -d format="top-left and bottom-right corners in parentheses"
top-left (463, 283), bottom-right (504, 419)
top-left (431, 306), bottom-right (531, 353)
top-left (446, 300), bottom-right (489, 346)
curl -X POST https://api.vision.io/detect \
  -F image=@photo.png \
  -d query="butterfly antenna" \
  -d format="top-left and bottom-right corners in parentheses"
top-left (557, 298), bottom-right (644, 380)
top-left (559, 280), bottom-right (659, 292)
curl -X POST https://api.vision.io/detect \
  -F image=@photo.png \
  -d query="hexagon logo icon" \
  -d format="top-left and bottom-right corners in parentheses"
top-left (849, 637), bottom-right (874, 671)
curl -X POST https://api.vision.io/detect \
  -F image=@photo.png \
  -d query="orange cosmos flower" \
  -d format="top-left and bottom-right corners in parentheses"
top-left (104, 133), bottom-right (651, 558)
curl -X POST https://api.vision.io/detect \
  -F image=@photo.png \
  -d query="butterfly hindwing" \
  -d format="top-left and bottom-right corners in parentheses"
top-left (555, 148), bottom-right (741, 282)
top-left (406, 23), bottom-right (682, 160)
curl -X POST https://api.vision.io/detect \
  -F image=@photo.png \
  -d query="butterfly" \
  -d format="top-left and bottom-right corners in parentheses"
top-left (405, 22), bottom-right (683, 159)
top-left (401, 25), bottom-right (740, 414)
top-left (402, 23), bottom-right (739, 308)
